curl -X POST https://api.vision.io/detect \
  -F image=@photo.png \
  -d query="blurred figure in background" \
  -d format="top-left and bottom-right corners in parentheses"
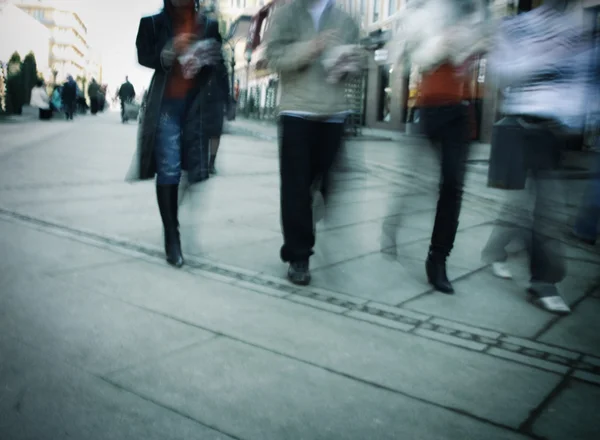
top-left (50, 85), bottom-right (62, 113)
top-left (202, 57), bottom-right (230, 175)
top-left (482, 0), bottom-right (596, 314)
top-left (30, 79), bottom-right (51, 120)
top-left (573, 143), bottom-right (600, 246)
top-left (127, 0), bottom-right (224, 268)
top-left (265, 0), bottom-right (365, 285)
top-left (118, 76), bottom-right (136, 122)
top-left (381, 0), bottom-right (491, 294)
top-left (61, 75), bottom-right (77, 120)
top-left (88, 78), bottom-right (100, 115)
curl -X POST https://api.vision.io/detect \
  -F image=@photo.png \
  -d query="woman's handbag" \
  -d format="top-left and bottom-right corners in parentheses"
top-left (487, 116), bottom-right (528, 190)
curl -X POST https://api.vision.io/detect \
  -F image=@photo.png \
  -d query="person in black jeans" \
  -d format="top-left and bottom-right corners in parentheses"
top-left (61, 75), bottom-right (77, 120)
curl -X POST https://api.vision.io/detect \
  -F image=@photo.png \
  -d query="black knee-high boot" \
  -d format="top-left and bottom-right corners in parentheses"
top-left (156, 184), bottom-right (184, 268)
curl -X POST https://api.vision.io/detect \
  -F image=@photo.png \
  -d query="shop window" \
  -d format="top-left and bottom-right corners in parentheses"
top-left (377, 65), bottom-right (392, 123)
top-left (373, 0), bottom-right (380, 23)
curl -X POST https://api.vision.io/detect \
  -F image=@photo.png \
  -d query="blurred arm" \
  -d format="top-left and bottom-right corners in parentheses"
top-left (265, 7), bottom-right (319, 73)
top-left (136, 17), bottom-right (171, 71)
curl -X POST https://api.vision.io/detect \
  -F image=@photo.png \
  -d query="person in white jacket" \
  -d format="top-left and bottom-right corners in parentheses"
top-left (30, 80), bottom-right (52, 120)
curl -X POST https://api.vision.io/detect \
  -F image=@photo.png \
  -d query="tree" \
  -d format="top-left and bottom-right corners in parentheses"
top-left (6, 52), bottom-right (24, 115)
top-left (22, 52), bottom-right (38, 104)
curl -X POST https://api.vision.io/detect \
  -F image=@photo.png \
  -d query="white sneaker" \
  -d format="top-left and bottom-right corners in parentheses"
top-left (492, 262), bottom-right (513, 279)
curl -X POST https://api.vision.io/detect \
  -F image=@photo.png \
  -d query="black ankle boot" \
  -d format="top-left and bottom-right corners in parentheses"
top-left (426, 253), bottom-right (454, 294)
top-left (209, 154), bottom-right (217, 175)
top-left (156, 184), bottom-right (184, 268)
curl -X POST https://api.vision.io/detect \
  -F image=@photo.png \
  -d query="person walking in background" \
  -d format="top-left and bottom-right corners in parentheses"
top-left (61, 75), bottom-right (77, 120)
top-left (50, 85), bottom-right (62, 114)
top-left (88, 78), bottom-right (100, 115)
top-left (265, 0), bottom-right (365, 285)
top-left (381, 0), bottom-right (490, 294)
top-left (202, 59), bottom-right (231, 175)
top-left (118, 76), bottom-right (136, 122)
top-left (481, 0), bottom-right (595, 314)
top-left (127, 0), bottom-right (224, 268)
top-left (30, 79), bottom-right (52, 120)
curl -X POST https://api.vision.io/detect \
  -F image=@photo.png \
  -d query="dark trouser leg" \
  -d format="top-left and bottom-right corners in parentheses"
top-left (90, 98), bottom-right (98, 114)
top-left (155, 99), bottom-right (185, 267)
top-left (279, 116), bottom-right (316, 263)
top-left (311, 122), bottom-right (344, 204)
top-left (421, 105), bottom-right (470, 293)
top-left (526, 128), bottom-right (567, 284)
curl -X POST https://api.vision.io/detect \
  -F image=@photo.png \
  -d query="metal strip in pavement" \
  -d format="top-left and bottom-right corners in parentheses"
top-left (1, 207), bottom-right (599, 386)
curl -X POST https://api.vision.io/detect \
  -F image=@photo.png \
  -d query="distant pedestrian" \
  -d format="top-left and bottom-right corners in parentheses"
top-left (61, 75), bottom-right (77, 120)
top-left (30, 79), bottom-right (52, 120)
top-left (201, 60), bottom-right (231, 175)
top-left (117, 76), bottom-right (136, 122)
top-left (88, 78), bottom-right (101, 115)
top-left (126, 0), bottom-right (225, 268)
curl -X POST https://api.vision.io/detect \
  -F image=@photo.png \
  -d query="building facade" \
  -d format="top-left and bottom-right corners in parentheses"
top-left (0, 0), bottom-right (51, 78)
top-left (12, 0), bottom-right (91, 85)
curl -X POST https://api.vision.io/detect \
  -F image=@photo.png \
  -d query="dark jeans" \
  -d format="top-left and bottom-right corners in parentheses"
top-left (483, 122), bottom-right (567, 283)
top-left (39, 108), bottom-right (52, 120)
top-left (155, 99), bottom-right (186, 185)
top-left (420, 104), bottom-right (470, 258)
top-left (90, 97), bottom-right (99, 114)
top-left (279, 116), bottom-right (344, 263)
top-left (64, 101), bottom-right (75, 120)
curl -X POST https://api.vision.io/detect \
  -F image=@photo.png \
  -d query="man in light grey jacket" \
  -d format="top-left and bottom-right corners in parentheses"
top-left (265, 0), bottom-right (363, 285)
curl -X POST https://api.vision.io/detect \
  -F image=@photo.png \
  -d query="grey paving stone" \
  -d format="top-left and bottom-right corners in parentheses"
top-left (62, 260), bottom-right (562, 428)
top-left (431, 318), bottom-right (502, 340)
top-left (0, 269), bottom-right (215, 375)
top-left (502, 337), bottom-right (579, 360)
top-left (539, 299), bottom-right (600, 357)
top-left (488, 348), bottom-right (570, 375)
top-left (414, 328), bottom-right (487, 351)
top-left (0, 218), bottom-right (129, 276)
top-left (346, 311), bottom-right (416, 332)
top-left (532, 379), bottom-right (600, 440)
top-left (406, 271), bottom-right (555, 339)
top-left (110, 338), bottom-right (529, 440)
top-left (572, 371), bottom-right (600, 386)
top-left (288, 295), bottom-right (347, 313)
top-left (0, 336), bottom-right (233, 440)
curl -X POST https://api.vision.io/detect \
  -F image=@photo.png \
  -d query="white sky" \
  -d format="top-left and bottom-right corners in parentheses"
top-left (75, 0), bottom-right (165, 92)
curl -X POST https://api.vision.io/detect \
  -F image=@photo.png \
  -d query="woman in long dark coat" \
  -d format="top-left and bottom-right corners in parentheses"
top-left (131, 0), bottom-right (225, 268)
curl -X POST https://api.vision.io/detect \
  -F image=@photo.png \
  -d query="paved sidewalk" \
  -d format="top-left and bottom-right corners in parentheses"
top-left (1, 113), bottom-right (599, 439)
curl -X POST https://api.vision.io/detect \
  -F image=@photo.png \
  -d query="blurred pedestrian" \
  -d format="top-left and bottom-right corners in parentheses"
top-left (202, 60), bottom-right (231, 175)
top-left (118, 76), bottom-right (136, 122)
top-left (126, 0), bottom-right (224, 268)
top-left (572, 143), bottom-right (600, 245)
top-left (30, 79), bottom-right (51, 120)
top-left (381, 0), bottom-right (491, 294)
top-left (50, 86), bottom-right (62, 113)
top-left (88, 78), bottom-right (100, 115)
top-left (61, 75), bottom-right (77, 120)
top-left (265, 0), bottom-right (365, 285)
top-left (482, 0), bottom-right (596, 314)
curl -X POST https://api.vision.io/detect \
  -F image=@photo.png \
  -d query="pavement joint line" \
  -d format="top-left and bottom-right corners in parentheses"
top-left (2, 207), bottom-right (600, 383)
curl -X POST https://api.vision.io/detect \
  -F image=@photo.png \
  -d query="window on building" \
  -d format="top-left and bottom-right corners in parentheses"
top-left (373, 0), bottom-right (380, 23)
top-left (388, 0), bottom-right (395, 16)
top-left (236, 0), bottom-right (241, 7)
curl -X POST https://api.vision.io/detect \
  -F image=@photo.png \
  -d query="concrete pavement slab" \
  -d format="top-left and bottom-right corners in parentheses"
top-left (405, 271), bottom-right (555, 339)
top-left (55, 260), bottom-right (563, 428)
top-left (0, 217), bottom-right (131, 276)
top-left (538, 298), bottom-right (600, 357)
top-left (0, 337), bottom-right (233, 440)
top-left (531, 379), bottom-right (600, 440)
top-left (311, 252), bottom-right (470, 304)
top-left (109, 337), bottom-right (529, 440)
top-left (1, 250), bottom-right (215, 375)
